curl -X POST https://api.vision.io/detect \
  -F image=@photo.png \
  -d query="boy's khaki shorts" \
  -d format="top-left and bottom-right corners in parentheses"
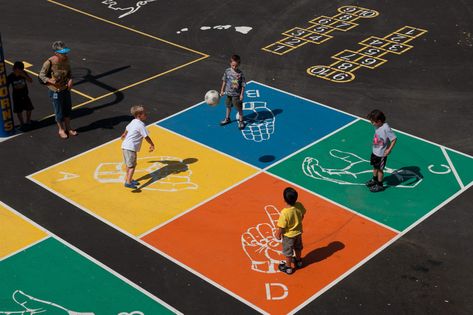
top-left (122, 149), bottom-right (137, 168)
top-left (225, 95), bottom-right (243, 110)
top-left (282, 234), bottom-right (303, 257)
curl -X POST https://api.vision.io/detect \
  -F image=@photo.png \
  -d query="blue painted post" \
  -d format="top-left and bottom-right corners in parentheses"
top-left (0, 33), bottom-right (15, 137)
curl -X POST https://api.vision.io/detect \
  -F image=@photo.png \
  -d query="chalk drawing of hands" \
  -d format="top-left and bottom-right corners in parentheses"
top-left (94, 156), bottom-right (198, 192)
top-left (239, 101), bottom-right (275, 142)
top-left (302, 149), bottom-right (422, 188)
top-left (241, 205), bottom-right (284, 273)
top-left (0, 290), bottom-right (94, 315)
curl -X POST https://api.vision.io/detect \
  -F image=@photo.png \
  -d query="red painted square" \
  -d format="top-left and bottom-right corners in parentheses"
top-left (143, 173), bottom-right (397, 314)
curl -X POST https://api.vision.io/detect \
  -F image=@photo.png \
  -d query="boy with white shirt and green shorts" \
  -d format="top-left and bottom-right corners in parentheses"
top-left (121, 105), bottom-right (155, 189)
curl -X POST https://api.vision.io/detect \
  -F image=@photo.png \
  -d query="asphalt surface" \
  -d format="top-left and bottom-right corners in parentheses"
top-left (0, 0), bottom-right (472, 314)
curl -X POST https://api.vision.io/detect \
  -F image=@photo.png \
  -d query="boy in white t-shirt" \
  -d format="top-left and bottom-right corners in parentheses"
top-left (121, 105), bottom-right (155, 189)
top-left (366, 109), bottom-right (397, 192)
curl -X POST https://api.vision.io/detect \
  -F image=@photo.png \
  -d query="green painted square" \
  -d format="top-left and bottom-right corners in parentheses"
top-left (0, 237), bottom-right (174, 314)
top-left (269, 120), bottom-right (469, 231)
top-left (446, 148), bottom-right (473, 187)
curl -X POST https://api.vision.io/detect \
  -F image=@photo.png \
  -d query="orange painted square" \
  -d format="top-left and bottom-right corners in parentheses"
top-left (143, 173), bottom-right (397, 314)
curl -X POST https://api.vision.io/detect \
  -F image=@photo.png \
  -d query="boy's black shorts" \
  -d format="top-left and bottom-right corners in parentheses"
top-left (370, 153), bottom-right (387, 170)
top-left (12, 95), bottom-right (34, 113)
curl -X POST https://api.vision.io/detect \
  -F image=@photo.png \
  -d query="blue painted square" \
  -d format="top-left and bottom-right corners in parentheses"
top-left (158, 82), bottom-right (356, 168)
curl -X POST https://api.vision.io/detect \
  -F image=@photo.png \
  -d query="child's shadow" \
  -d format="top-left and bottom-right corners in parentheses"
top-left (303, 241), bottom-right (345, 266)
top-left (384, 166), bottom-right (423, 189)
top-left (133, 158), bottom-right (198, 192)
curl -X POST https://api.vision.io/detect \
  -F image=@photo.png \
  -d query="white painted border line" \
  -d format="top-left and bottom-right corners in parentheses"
top-left (27, 98), bottom-right (207, 177)
top-left (251, 80), bottom-right (359, 119)
top-left (287, 180), bottom-right (473, 314)
top-left (0, 200), bottom-right (182, 315)
top-left (155, 125), bottom-right (259, 171)
top-left (0, 235), bottom-right (50, 262)
top-left (138, 169), bottom-right (263, 238)
top-left (19, 179), bottom-right (270, 314)
top-left (140, 119), bottom-right (361, 237)
top-left (265, 172), bottom-right (400, 234)
top-left (263, 118), bottom-right (360, 172)
top-left (441, 146), bottom-right (464, 189)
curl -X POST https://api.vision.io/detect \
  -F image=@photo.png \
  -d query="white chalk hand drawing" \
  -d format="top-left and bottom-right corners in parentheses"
top-left (94, 156), bottom-right (198, 191)
top-left (0, 290), bottom-right (94, 314)
top-left (101, 0), bottom-right (157, 19)
top-left (241, 205), bottom-right (284, 273)
top-left (302, 149), bottom-right (423, 188)
top-left (239, 101), bottom-right (275, 142)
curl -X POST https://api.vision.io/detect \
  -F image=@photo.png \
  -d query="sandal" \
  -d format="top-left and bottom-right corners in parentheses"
top-left (68, 130), bottom-right (78, 136)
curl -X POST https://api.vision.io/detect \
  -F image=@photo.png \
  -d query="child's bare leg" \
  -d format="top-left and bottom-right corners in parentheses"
top-left (285, 256), bottom-right (293, 269)
top-left (377, 169), bottom-right (384, 183)
top-left (17, 112), bottom-right (25, 126)
top-left (237, 108), bottom-right (244, 122)
top-left (225, 107), bottom-right (231, 120)
top-left (26, 110), bottom-right (32, 124)
top-left (294, 249), bottom-right (302, 261)
top-left (125, 167), bottom-right (135, 184)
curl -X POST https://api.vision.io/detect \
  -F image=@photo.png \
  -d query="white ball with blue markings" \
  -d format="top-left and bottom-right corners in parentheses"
top-left (205, 90), bottom-right (220, 106)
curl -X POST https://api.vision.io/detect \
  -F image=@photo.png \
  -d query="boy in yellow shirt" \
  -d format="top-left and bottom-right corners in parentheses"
top-left (275, 187), bottom-right (306, 275)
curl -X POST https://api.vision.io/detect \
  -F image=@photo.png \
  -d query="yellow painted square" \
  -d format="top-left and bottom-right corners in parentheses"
top-left (31, 125), bottom-right (258, 236)
top-left (0, 204), bottom-right (48, 259)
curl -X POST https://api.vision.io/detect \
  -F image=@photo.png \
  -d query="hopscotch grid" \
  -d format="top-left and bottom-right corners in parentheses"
top-left (441, 146), bottom-right (464, 189)
top-left (0, 201), bottom-right (182, 315)
top-left (288, 180), bottom-right (473, 314)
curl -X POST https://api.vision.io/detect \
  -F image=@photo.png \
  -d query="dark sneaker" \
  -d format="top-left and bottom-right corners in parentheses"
top-left (220, 117), bottom-right (231, 126)
top-left (238, 120), bottom-right (245, 130)
top-left (278, 262), bottom-right (293, 275)
top-left (124, 182), bottom-right (138, 189)
top-left (131, 180), bottom-right (140, 185)
top-left (292, 257), bottom-right (303, 269)
top-left (369, 184), bottom-right (385, 192)
top-left (365, 178), bottom-right (377, 187)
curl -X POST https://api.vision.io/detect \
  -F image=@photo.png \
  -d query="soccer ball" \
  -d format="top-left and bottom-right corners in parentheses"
top-left (205, 90), bottom-right (220, 106)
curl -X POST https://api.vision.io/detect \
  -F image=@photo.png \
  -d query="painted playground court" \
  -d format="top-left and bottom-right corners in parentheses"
top-left (25, 82), bottom-right (473, 314)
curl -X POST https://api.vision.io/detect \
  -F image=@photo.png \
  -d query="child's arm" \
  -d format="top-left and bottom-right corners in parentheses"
top-left (239, 85), bottom-right (245, 101)
top-left (120, 130), bottom-right (128, 140)
top-left (145, 136), bottom-right (155, 152)
top-left (384, 138), bottom-right (397, 156)
top-left (275, 227), bottom-right (283, 240)
top-left (220, 80), bottom-right (226, 96)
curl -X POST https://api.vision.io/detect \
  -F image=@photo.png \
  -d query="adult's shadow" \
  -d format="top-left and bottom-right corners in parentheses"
top-left (384, 166), bottom-right (423, 189)
top-left (303, 241), bottom-right (345, 266)
top-left (133, 158), bottom-right (198, 192)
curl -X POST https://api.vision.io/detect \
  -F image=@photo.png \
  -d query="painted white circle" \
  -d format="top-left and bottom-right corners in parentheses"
top-left (428, 164), bottom-right (451, 174)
